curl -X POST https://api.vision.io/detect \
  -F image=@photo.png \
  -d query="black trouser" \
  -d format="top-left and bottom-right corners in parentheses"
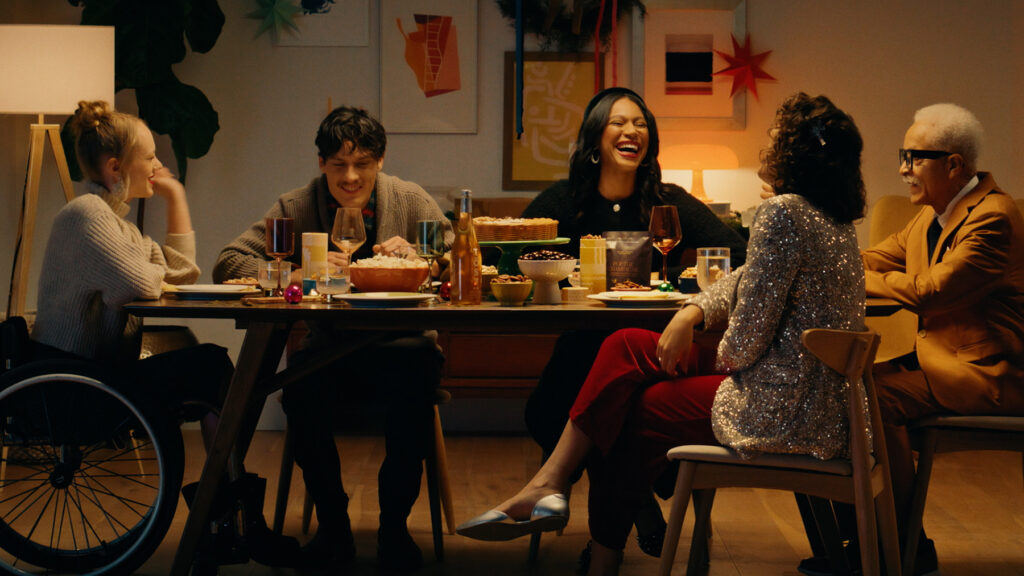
top-left (282, 334), bottom-right (442, 533)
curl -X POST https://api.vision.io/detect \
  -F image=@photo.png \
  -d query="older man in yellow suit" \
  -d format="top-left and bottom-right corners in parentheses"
top-left (860, 103), bottom-right (1024, 574)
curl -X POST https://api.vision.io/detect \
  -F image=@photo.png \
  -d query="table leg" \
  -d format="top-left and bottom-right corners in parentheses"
top-left (170, 322), bottom-right (285, 576)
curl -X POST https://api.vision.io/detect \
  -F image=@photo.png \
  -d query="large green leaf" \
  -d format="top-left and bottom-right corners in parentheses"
top-left (136, 77), bottom-right (220, 182)
top-left (184, 0), bottom-right (225, 54)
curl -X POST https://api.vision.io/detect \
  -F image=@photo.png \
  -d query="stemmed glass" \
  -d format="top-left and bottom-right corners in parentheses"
top-left (264, 217), bottom-right (294, 296)
top-left (415, 220), bottom-right (444, 293)
top-left (649, 205), bottom-right (682, 285)
top-left (327, 207), bottom-right (366, 300)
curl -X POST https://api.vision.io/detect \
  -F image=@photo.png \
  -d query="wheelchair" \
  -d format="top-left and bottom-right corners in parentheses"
top-left (0, 318), bottom-right (184, 576)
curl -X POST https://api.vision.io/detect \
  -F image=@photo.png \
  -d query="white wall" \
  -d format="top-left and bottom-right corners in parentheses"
top-left (2, 0), bottom-right (1022, 427)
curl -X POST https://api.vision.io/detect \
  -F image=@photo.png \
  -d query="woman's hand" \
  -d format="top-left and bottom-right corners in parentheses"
top-left (150, 166), bottom-right (186, 200)
top-left (374, 235), bottom-right (417, 260)
top-left (657, 305), bottom-right (705, 376)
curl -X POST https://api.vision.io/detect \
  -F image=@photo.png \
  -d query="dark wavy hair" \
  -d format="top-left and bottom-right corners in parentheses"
top-left (315, 106), bottom-right (387, 160)
top-left (567, 87), bottom-right (666, 226)
top-left (759, 93), bottom-right (866, 223)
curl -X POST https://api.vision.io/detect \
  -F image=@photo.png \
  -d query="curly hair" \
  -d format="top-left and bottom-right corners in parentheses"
top-left (759, 93), bottom-right (865, 223)
top-left (69, 100), bottom-right (143, 195)
top-left (316, 106), bottom-right (387, 160)
top-left (567, 87), bottom-right (666, 226)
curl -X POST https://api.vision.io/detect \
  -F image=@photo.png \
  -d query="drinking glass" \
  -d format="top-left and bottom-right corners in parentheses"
top-left (415, 220), bottom-right (444, 293)
top-left (264, 217), bottom-right (294, 296)
top-left (649, 205), bottom-right (682, 284)
top-left (696, 247), bottom-right (731, 291)
top-left (330, 207), bottom-right (367, 271)
top-left (316, 263), bottom-right (350, 303)
top-left (258, 260), bottom-right (292, 297)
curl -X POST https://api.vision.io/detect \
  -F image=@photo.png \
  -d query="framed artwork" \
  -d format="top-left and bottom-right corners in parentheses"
top-left (274, 0), bottom-right (370, 47)
top-left (502, 52), bottom-right (603, 190)
top-left (380, 0), bottom-right (478, 133)
top-left (638, 0), bottom-right (746, 130)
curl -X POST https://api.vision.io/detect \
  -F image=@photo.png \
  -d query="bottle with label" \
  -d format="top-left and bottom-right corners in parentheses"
top-left (450, 189), bottom-right (482, 305)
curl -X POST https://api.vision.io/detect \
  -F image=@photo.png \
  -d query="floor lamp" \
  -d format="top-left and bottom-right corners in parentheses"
top-left (0, 25), bottom-right (115, 319)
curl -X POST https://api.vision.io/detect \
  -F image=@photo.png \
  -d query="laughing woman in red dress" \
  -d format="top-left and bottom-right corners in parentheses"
top-left (458, 93), bottom-right (869, 576)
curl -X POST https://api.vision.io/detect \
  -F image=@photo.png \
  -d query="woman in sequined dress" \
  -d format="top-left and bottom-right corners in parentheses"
top-left (458, 93), bottom-right (868, 575)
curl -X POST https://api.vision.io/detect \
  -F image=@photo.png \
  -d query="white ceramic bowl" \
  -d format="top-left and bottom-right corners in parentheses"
top-left (517, 259), bottom-right (576, 304)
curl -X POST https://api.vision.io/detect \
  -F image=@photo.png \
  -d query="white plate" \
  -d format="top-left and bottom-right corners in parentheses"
top-left (588, 291), bottom-right (689, 308)
top-left (164, 284), bottom-right (260, 299)
top-left (333, 292), bottom-right (436, 308)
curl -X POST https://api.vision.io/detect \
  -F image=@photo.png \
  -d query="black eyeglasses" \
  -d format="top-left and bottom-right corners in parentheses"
top-left (899, 148), bottom-right (951, 168)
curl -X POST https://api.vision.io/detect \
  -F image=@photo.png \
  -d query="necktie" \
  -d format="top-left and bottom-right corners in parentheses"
top-left (927, 218), bottom-right (942, 261)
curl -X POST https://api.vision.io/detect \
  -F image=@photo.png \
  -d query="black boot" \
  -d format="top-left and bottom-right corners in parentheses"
top-left (235, 473), bottom-right (302, 567)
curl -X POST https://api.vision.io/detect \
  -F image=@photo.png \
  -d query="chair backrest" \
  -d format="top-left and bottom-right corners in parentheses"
top-left (1, 316), bottom-right (31, 373)
top-left (869, 195), bottom-right (920, 245)
top-left (802, 329), bottom-right (885, 478)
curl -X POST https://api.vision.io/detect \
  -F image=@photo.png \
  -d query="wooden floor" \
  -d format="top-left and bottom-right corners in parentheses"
top-left (140, 431), bottom-right (1024, 575)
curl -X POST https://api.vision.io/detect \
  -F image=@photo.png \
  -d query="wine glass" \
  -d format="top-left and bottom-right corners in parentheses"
top-left (649, 206), bottom-right (682, 285)
top-left (330, 207), bottom-right (367, 292)
top-left (415, 220), bottom-right (444, 293)
top-left (264, 217), bottom-right (294, 296)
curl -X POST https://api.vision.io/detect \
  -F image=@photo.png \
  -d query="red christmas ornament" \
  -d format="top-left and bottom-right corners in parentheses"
top-left (284, 282), bottom-right (304, 304)
top-left (713, 33), bottom-right (776, 100)
top-left (438, 281), bottom-right (451, 301)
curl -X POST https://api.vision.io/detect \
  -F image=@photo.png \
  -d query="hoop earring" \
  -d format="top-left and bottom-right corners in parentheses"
top-left (590, 152), bottom-right (600, 164)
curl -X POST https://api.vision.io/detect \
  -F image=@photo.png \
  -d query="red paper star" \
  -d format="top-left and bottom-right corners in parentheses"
top-left (713, 34), bottom-right (776, 100)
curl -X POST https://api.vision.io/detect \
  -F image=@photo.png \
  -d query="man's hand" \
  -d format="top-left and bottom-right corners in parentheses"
top-left (374, 235), bottom-right (417, 260)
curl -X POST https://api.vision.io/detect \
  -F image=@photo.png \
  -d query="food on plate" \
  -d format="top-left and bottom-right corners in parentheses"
top-left (223, 277), bottom-right (259, 285)
top-left (474, 217), bottom-right (558, 241)
top-left (615, 290), bottom-right (668, 299)
top-left (610, 280), bottom-right (650, 291)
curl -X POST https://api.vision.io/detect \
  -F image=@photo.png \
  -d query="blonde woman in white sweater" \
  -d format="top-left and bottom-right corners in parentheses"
top-left (32, 101), bottom-right (230, 441)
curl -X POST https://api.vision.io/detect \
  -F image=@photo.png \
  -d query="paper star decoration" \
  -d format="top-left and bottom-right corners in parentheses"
top-left (713, 34), bottom-right (776, 100)
top-left (247, 0), bottom-right (301, 40)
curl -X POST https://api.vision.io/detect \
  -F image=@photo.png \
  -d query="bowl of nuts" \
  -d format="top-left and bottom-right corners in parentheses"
top-left (518, 250), bottom-right (576, 304)
top-left (490, 275), bottom-right (533, 306)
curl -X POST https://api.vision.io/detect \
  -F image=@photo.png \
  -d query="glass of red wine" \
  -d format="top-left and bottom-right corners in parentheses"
top-left (265, 217), bottom-right (294, 296)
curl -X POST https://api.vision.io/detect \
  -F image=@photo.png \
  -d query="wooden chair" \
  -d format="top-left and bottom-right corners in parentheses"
top-left (658, 329), bottom-right (902, 576)
top-left (270, 323), bottom-right (456, 562)
top-left (902, 415), bottom-right (1024, 575)
top-left (866, 195), bottom-right (921, 362)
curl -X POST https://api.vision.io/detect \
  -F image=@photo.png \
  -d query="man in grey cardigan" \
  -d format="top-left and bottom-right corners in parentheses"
top-left (214, 106), bottom-right (453, 571)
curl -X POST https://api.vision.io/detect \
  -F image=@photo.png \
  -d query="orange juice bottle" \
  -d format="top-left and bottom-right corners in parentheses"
top-left (450, 189), bottom-right (482, 305)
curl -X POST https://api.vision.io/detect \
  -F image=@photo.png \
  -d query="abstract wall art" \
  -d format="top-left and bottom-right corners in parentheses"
top-left (381, 0), bottom-right (478, 133)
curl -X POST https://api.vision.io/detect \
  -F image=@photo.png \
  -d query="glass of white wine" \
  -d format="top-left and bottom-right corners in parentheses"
top-left (415, 220), bottom-right (444, 293)
top-left (327, 207), bottom-right (366, 299)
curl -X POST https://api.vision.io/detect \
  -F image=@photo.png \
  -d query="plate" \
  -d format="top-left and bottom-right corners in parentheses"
top-left (587, 291), bottom-right (689, 308)
top-left (333, 292), bottom-right (437, 308)
top-left (164, 284), bottom-right (260, 300)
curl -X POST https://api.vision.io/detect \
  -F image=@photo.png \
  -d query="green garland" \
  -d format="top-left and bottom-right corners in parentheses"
top-left (496, 0), bottom-right (645, 52)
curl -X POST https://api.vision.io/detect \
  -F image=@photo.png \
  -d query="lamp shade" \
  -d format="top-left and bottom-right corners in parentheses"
top-left (659, 145), bottom-right (739, 172)
top-left (0, 25), bottom-right (115, 115)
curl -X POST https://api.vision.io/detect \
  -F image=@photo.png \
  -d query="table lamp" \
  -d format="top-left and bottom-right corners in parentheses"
top-left (659, 144), bottom-right (739, 212)
top-left (0, 25), bottom-right (115, 318)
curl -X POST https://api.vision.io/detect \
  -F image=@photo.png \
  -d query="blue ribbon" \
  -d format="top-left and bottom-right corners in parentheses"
top-left (515, 0), bottom-right (524, 138)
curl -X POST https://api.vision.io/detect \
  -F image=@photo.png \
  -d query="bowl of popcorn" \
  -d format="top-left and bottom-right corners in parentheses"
top-left (349, 254), bottom-right (429, 293)
top-left (518, 250), bottom-right (576, 304)
top-left (676, 266), bottom-right (700, 293)
top-left (490, 274), bottom-right (533, 307)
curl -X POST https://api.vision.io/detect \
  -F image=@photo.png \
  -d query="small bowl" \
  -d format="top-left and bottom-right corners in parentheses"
top-left (481, 272), bottom-right (499, 296)
top-left (491, 280), bottom-right (533, 306)
top-left (677, 276), bottom-right (700, 294)
top-left (350, 265), bottom-right (429, 293)
top-left (518, 259), bottom-right (576, 304)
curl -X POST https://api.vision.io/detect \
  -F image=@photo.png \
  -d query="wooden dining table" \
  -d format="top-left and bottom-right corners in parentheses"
top-left (124, 295), bottom-right (901, 575)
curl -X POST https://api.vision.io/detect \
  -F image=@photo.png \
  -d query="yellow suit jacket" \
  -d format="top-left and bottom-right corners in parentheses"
top-left (863, 173), bottom-right (1024, 414)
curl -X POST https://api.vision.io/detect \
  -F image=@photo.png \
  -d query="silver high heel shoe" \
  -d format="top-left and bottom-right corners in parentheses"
top-left (456, 493), bottom-right (569, 541)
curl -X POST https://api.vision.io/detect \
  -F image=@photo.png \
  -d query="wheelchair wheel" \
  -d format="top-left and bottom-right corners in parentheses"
top-left (0, 361), bottom-right (184, 575)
